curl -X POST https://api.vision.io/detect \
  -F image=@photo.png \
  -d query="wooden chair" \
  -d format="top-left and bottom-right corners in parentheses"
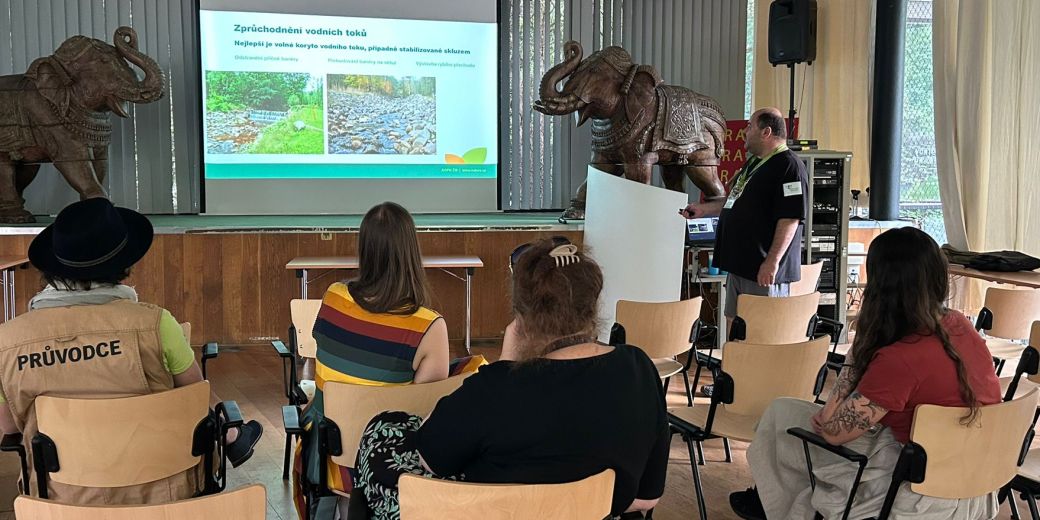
top-left (26, 381), bottom-right (242, 499)
top-left (271, 298), bottom-right (322, 479)
top-left (397, 469), bottom-right (614, 520)
top-left (288, 373), bottom-right (472, 518)
top-left (789, 389), bottom-right (1039, 520)
top-left (669, 336), bottom-right (830, 520)
top-left (975, 287), bottom-right (1040, 374)
top-left (695, 292), bottom-right (837, 404)
top-left (790, 261), bottom-right (824, 296)
top-left (999, 322), bottom-right (1040, 401)
top-left (13, 484), bottom-right (266, 519)
top-left (611, 298), bottom-right (704, 406)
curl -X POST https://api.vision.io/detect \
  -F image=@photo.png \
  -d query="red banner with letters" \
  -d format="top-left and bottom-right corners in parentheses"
top-left (719, 118), bottom-right (798, 191)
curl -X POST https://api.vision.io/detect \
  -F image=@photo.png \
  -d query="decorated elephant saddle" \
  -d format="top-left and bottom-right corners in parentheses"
top-left (0, 76), bottom-right (34, 153)
top-left (651, 85), bottom-right (714, 161)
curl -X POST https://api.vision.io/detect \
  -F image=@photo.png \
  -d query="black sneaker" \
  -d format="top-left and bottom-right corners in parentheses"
top-left (226, 420), bottom-right (263, 468)
top-left (730, 488), bottom-right (766, 520)
top-left (700, 384), bottom-right (714, 398)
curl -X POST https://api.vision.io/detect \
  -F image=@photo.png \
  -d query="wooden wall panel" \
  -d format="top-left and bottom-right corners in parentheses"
top-left (1, 230), bottom-right (581, 345)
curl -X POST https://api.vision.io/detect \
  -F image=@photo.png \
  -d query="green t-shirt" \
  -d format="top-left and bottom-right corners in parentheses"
top-left (0, 309), bottom-right (195, 404)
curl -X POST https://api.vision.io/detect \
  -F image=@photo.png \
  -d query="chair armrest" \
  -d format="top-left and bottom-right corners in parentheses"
top-left (215, 400), bottom-right (244, 432)
top-left (786, 427), bottom-right (869, 464)
top-left (201, 342), bottom-right (219, 379)
top-left (271, 340), bottom-right (292, 357)
top-left (975, 307), bottom-right (993, 332)
top-left (283, 405), bottom-right (303, 435)
top-left (1, 433), bottom-right (29, 494)
top-left (609, 323), bottom-right (626, 345)
top-left (814, 316), bottom-right (846, 349)
top-left (0, 432), bottom-right (23, 453)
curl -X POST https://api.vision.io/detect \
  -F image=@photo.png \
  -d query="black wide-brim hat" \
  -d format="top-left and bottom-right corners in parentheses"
top-left (28, 198), bottom-right (154, 280)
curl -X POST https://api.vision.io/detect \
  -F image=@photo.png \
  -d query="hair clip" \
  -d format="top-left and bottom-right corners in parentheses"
top-left (549, 244), bottom-right (581, 268)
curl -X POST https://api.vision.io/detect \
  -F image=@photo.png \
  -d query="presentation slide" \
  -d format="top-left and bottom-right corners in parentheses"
top-left (197, 2), bottom-right (499, 214)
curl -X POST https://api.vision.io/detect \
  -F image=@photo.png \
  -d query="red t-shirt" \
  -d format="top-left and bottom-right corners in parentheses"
top-left (855, 311), bottom-right (1002, 444)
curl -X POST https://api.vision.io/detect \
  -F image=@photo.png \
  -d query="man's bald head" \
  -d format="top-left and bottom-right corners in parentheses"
top-left (745, 107), bottom-right (788, 156)
top-left (751, 107), bottom-right (787, 139)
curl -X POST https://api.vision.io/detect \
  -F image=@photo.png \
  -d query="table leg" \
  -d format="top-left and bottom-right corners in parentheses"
top-left (717, 277), bottom-right (727, 349)
top-left (465, 268), bottom-right (473, 355)
top-left (2, 269), bottom-right (9, 322)
top-left (299, 269), bottom-right (308, 300)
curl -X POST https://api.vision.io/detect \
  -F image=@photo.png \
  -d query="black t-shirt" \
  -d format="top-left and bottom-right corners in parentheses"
top-left (713, 149), bottom-right (808, 283)
top-left (416, 345), bottom-right (670, 515)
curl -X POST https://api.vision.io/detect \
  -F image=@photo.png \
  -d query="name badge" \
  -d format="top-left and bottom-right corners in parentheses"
top-left (783, 181), bottom-right (803, 197)
top-left (723, 195), bottom-right (736, 209)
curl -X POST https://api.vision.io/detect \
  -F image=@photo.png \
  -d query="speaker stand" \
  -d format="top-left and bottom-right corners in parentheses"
top-left (787, 63), bottom-right (797, 139)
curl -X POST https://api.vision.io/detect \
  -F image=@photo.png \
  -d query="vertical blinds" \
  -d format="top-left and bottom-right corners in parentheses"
top-left (1, 0), bottom-right (746, 213)
top-left (0, 0), bottom-right (200, 214)
top-left (501, 0), bottom-right (748, 209)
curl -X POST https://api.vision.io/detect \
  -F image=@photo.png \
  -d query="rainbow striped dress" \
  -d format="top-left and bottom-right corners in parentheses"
top-left (296, 282), bottom-right (483, 499)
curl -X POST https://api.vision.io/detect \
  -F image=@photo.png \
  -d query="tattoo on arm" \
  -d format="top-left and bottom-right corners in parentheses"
top-left (818, 391), bottom-right (888, 440)
top-left (827, 362), bottom-right (856, 403)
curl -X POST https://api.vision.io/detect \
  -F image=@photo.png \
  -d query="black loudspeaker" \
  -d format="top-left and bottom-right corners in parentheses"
top-left (768, 0), bottom-right (818, 65)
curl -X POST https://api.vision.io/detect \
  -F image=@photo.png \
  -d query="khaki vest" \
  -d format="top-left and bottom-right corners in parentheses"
top-left (0, 299), bottom-right (203, 504)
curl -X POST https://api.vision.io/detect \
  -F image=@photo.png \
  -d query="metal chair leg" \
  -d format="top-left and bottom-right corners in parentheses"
top-left (663, 376), bottom-right (672, 396)
top-left (681, 369), bottom-right (694, 407)
top-left (696, 440), bottom-right (705, 465)
top-left (1027, 492), bottom-right (1040, 520)
top-left (723, 438), bottom-right (732, 463)
top-left (686, 437), bottom-right (708, 520)
top-left (282, 433), bottom-right (292, 480)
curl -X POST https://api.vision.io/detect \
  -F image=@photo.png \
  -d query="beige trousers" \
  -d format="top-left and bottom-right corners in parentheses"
top-left (747, 398), bottom-right (998, 520)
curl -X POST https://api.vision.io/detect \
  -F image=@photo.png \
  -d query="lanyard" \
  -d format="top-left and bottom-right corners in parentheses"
top-left (743, 143), bottom-right (788, 180)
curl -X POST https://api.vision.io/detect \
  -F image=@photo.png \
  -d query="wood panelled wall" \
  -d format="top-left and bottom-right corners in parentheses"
top-left (0, 230), bottom-right (582, 345)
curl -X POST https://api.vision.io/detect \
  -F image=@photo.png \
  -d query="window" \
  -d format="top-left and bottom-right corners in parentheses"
top-left (744, 0), bottom-right (755, 119)
top-left (900, 0), bottom-right (946, 244)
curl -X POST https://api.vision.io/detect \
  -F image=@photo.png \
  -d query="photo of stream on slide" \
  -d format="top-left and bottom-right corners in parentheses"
top-left (205, 71), bottom-right (324, 154)
top-left (327, 74), bottom-right (436, 155)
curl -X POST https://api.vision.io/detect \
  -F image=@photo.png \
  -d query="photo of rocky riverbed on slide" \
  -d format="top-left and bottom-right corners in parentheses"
top-left (327, 74), bottom-right (436, 155)
top-left (205, 71), bottom-right (325, 154)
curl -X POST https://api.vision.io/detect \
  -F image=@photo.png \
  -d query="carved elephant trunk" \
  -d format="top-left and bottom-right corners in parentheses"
top-left (113, 27), bottom-right (165, 104)
top-left (534, 41), bottom-right (583, 115)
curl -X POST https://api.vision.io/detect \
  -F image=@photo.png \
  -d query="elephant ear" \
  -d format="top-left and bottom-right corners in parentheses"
top-left (622, 65), bottom-right (661, 123)
top-left (26, 56), bottom-right (73, 115)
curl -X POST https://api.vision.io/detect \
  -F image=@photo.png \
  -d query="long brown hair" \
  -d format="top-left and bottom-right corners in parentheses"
top-left (850, 227), bottom-right (979, 424)
top-left (510, 238), bottom-right (603, 362)
top-left (348, 202), bottom-right (430, 315)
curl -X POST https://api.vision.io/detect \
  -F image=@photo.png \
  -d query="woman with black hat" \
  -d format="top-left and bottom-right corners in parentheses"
top-left (0, 198), bottom-right (263, 504)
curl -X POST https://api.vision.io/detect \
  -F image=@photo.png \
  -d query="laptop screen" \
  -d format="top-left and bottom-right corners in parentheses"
top-left (686, 217), bottom-right (719, 245)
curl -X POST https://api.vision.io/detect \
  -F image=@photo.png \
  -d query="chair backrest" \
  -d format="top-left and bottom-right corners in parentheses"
top-left (908, 388), bottom-right (1039, 498)
top-left (179, 322), bottom-right (191, 345)
top-left (983, 287), bottom-right (1040, 340)
top-left (290, 299), bottom-right (323, 359)
top-left (615, 298), bottom-right (702, 359)
top-left (722, 336), bottom-right (830, 416)
top-left (14, 484), bottom-right (266, 519)
top-left (398, 470), bottom-right (614, 520)
top-left (735, 292), bottom-right (821, 344)
top-left (1026, 321), bottom-right (1040, 384)
top-left (34, 382), bottom-right (210, 487)
top-left (324, 373), bottom-right (472, 467)
top-left (790, 262), bottom-right (824, 296)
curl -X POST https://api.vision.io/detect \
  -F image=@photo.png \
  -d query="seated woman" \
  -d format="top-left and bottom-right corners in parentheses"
top-left (293, 202), bottom-right (482, 515)
top-left (0, 198), bottom-right (262, 504)
top-left (733, 227), bottom-right (1002, 519)
top-left (354, 238), bottom-right (670, 520)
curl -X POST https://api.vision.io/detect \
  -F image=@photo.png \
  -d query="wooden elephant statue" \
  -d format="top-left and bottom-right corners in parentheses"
top-left (0, 26), bottom-right (165, 223)
top-left (534, 41), bottom-right (727, 221)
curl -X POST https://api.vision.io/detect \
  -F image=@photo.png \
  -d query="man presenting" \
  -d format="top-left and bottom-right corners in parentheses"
top-left (683, 107), bottom-right (809, 329)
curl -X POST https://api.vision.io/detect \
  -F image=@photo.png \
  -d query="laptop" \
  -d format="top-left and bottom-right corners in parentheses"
top-left (686, 217), bottom-right (719, 246)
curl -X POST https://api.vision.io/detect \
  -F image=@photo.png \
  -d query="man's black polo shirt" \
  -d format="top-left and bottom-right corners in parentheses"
top-left (712, 147), bottom-right (809, 284)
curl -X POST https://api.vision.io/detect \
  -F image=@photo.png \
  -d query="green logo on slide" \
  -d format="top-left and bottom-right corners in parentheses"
top-left (445, 147), bottom-right (487, 164)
